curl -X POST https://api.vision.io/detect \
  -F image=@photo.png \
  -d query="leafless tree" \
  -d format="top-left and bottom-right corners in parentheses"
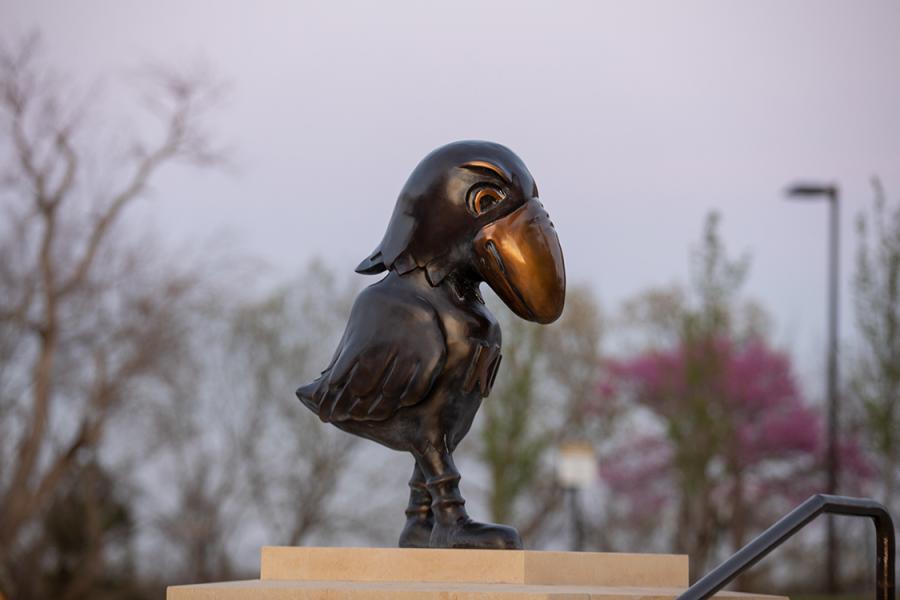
top-left (141, 261), bottom-right (378, 585)
top-left (0, 33), bottom-right (225, 599)
top-left (228, 263), bottom-right (364, 547)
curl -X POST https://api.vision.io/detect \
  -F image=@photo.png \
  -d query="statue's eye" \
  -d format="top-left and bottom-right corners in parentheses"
top-left (468, 185), bottom-right (506, 216)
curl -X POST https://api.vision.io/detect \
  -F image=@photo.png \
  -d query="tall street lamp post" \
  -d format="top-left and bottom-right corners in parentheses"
top-left (785, 182), bottom-right (840, 594)
top-left (557, 441), bottom-right (597, 552)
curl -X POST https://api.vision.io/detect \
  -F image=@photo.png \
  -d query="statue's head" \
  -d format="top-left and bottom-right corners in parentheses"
top-left (357, 140), bottom-right (565, 324)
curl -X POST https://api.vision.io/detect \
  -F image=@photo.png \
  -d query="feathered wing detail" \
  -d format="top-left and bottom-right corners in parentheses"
top-left (296, 287), bottom-right (447, 423)
top-left (462, 341), bottom-right (502, 398)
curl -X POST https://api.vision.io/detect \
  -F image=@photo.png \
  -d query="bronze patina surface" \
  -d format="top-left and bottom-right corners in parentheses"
top-left (296, 140), bottom-right (566, 549)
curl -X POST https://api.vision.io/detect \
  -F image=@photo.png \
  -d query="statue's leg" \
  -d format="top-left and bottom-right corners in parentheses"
top-left (398, 462), bottom-right (434, 548)
top-left (414, 441), bottom-right (522, 549)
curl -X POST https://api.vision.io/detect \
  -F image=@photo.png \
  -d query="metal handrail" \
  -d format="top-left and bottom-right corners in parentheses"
top-left (676, 494), bottom-right (895, 600)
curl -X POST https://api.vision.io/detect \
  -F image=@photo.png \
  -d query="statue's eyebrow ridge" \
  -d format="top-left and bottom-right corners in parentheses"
top-left (461, 160), bottom-right (511, 184)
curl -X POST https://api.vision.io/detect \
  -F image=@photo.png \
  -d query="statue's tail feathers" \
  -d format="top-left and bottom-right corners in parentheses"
top-left (295, 380), bottom-right (322, 415)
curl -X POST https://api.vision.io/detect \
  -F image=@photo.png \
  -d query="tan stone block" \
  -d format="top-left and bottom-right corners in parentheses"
top-left (167, 547), bottom-right (788, 600)
top-left (167, 580), bottom-right (789, 600)
top-left (259, 547), bottom-right (689, 587)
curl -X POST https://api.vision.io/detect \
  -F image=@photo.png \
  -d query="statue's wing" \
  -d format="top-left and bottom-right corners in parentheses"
top-left (296, 286), bottom-right (447, 423)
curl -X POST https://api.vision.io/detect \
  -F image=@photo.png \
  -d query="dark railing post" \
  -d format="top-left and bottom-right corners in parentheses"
top-left (676, 495), bottom-right (894, 600)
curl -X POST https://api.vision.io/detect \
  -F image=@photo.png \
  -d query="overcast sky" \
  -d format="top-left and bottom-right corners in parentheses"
top-left (5, 0), bottom-right (900, 395)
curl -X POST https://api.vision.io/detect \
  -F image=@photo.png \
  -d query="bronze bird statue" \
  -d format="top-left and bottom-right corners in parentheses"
top-left (296, 140), bottom-right (566, 549)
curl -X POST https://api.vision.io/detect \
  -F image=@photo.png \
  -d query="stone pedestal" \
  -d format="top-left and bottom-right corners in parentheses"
top-left (167, 546), bottom-right (787, 600)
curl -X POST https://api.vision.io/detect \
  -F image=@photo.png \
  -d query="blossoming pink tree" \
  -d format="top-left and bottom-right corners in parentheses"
top-left (595, 214), bottom-right (872, 580)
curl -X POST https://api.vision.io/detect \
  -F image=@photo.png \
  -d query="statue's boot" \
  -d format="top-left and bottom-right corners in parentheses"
top-left (398, 464), bottom-right (434, 548)
top-left (417, 446), bottom-right (522, 549)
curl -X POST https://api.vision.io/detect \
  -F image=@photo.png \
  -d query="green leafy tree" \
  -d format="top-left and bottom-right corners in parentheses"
top-left (38, 461), bottom-right (139, 600)
top-left (852, 178), bottom-right (900, 510)
top-left (470, 285), bottom-right (606, 545)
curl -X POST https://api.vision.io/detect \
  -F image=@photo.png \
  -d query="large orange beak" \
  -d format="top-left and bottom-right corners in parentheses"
top-left (473, 199), bottom-right (566, 324)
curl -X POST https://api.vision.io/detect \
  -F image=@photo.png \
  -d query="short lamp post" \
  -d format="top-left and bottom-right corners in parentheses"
top-left (556, 441), bottom-right (597, 552)
top-left (785, 182), bottom-right (841, 594)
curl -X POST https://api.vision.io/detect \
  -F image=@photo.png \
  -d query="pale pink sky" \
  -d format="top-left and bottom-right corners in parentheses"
top-left (4, 0), bottom-right (900, 394)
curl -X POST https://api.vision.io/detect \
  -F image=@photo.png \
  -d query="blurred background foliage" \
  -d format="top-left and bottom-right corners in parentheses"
top-left (1, 34), bottom-right (898, 600)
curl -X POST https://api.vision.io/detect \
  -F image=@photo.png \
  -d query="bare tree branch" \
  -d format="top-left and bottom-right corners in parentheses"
top-left (0, 33), bottom-right (227, 595)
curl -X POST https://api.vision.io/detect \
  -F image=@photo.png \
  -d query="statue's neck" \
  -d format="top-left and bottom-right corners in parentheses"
top-left (391, 265), bottom-right (484, 306)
